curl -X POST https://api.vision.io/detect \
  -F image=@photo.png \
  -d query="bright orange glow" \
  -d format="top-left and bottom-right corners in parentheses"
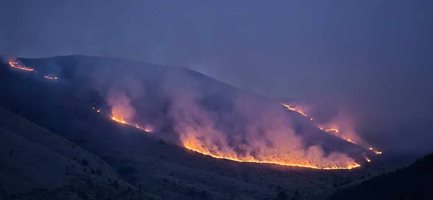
top-left (111, 114), bottom-right (128, 124)
top-left (110, 113), bottom-right (153, 133)
top-left (183, 137), bottom-right (360, 170)
top-left (324, 128), bottom-right (340, 133)
top-left (8, 58), bottom-right (35, 72)
top-left (44, 75), bottom-right (59, 80)
top-left (109, 104), bottom-right (152, 133)
top-left (320, 126), bottom-right (357, 144)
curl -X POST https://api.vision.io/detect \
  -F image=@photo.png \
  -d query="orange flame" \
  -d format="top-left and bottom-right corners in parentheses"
top-left (111, 114), bottom-right (128, 124)
top-left (107, 92), bottom-right (153, 133)
top-left (281, 102), bottom-right (382, 156)
top-left (8, 58), bottom-right (35, 72)
top-left (183, 137), bottom-right (360, 170)
top-left (281, 103), bottom-right (313, 121)
top-left (110, 112), bottom-right (153, 133)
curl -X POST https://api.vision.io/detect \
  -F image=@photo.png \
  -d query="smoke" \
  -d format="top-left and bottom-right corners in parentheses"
top-left (117, 75), bottom-right (362, 169)
top-left (90, 64), bottom-right (363, 169)
top-left (107, 89), bottom-right (136, 123)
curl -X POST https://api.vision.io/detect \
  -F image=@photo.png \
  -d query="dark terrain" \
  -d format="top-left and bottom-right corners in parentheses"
top-left (329, 153), bottom-right (433, 200)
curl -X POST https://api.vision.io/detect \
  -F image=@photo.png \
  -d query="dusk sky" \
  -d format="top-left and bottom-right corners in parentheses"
top-left (1, 0), bottom-right (433, 155)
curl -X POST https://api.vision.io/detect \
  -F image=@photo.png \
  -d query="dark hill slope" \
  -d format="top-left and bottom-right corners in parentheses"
top-left (0, 107), bottom-right (157, 200)
top-left (328, 153), bottom-right (433, 200)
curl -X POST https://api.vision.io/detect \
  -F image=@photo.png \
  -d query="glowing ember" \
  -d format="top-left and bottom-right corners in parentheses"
top-left (8, 58), bottom-right (35, 72)
top-left (133, 124), bottom-right (154, 133)
top-left (92, 107), bottom-right (101, 113)
top-left (364, 156), bottom-right (371, 162)
top-left (183, 137), bottom-right (360, 170)
top-left (44, 75), bottom-right (59, 80)
top-left (369, 147), bottom-right (383, 155)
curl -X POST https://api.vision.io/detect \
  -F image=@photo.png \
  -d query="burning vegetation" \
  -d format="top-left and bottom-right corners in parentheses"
top-left (3, 57), bottom-right (379, 170)
top-left (281, 102), bottom-right (382, 156)
top-left (164, 91), bottom-right (363, 170)
top-left (96, 86), bottom-right (385, 170)
top-left (8, 58), bottom-right (35, 72)
top-left (7, 58), bottom-right (60, 81)
top-left (182, 136), bottom-right (361, 170)
top-left (106, 91), bottom-right (153, 133)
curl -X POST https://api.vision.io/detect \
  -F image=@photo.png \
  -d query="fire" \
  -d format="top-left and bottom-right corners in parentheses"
top-left (281, 103), bottom-right (313, 121)
top-left (183, 137), bottom-right (360, 170)
top-left (110, 112), bottom-right (153, 133)
top-left (323, 128), bottom-right (340, 133)
top-left (107, 91), bottom-right (152, 133)
top-left (8, 58), bottom-right (35, 72)
top-left (364, 156), bottom-right (371, 163)
top-left (111, 114), bottom-right (128, 124)
top-left (282, 103), bottom-right (359, 144)
top-left (369, 147), bottom-right (383, 155)
top-left (133, 124), bottom-right (154, 133)
top-left (281, 102), bottom-right (383, 156)
top-left (44, 75), bottom-right (59, 80)
top-left (103, 90), bottom-right (368, 170)
top-left (319, 126), bottom-right (357, 144)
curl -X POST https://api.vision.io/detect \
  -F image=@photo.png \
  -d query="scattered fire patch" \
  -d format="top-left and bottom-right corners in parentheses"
top-left (281, 102), bottom-right (383, 156)
top-left (7, 58), bottom-right (61, 81)
top-left (43, 75), bottom-right (59, 80)
top-left (8, 58), bottom-right (35, 72)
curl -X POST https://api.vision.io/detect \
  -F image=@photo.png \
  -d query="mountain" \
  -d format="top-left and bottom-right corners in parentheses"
top-left (328, 153), bottom-right (433, 200)
top-left (0, 55), bottom-right (383, 200)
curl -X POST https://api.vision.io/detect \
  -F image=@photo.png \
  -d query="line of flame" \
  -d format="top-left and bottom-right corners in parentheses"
top-left (183, 139), bottom-right (361, 170)
top-left (281, 103), bottom-right (382, 155)
top-left (8, 58), bottom-right (35, 72)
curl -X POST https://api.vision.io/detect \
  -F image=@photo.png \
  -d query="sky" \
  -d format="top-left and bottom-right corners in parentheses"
top-left (1, 0), bottom-right (433, 156)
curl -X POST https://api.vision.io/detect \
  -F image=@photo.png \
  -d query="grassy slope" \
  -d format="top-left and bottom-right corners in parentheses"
top-left (0, 107), bottom-right (159, 200)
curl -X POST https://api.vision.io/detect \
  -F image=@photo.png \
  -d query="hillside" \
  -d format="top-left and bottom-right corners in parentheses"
top-left (0, 55), bottom-right (385, 200)
top-left (0, 107), bottom-right (157, 199)
top-left (328, 153), bottom-right (433, 200)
